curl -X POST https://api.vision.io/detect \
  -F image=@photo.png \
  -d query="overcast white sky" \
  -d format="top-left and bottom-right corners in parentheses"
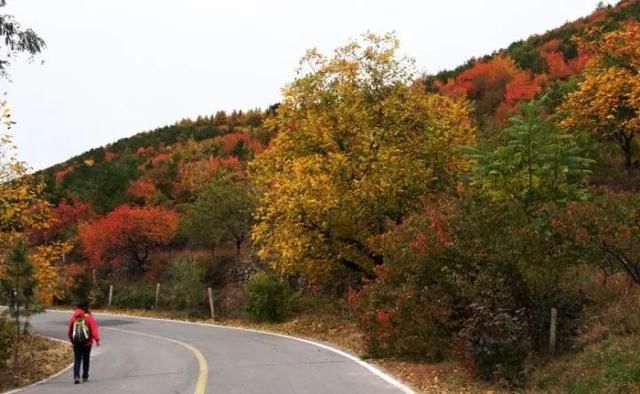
top-left (2, 0), bottom-right (613, 170)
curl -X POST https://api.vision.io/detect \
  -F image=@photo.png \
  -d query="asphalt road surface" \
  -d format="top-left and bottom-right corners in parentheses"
top-left (13, 310), bottom-right (413, 394)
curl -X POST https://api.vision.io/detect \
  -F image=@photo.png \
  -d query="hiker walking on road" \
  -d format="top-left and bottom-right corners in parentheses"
top-left (68, 301), bottom-right (101, 384)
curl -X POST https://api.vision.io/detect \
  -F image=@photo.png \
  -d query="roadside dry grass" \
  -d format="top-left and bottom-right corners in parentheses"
top-left (524, 272), bottom-right (640, 394)
top-left (0, 335), bottom-right (72, 393)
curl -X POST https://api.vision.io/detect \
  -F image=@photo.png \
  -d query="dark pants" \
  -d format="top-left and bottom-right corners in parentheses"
top-left (73, 345), bottom-right (92, 380)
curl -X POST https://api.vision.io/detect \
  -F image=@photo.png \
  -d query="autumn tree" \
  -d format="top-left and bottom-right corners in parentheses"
top-left (0, 101), bottom-right (47, 232)
top-left (127, 178), bottom-right (160, 205)
top-left (24, 199), bottom-right (93, 305)
top-left (0, 6), bottom-right (46, 372)
top-left (562, 21), bottom-right (640, 170)
top-left (250, 33), bottom-right (475, 282)
top-left (29, 198), bottom-right (95, 244)
top-left (438, 56), bottom-right (519, 120)
top-left (556, 191), bottom-right (640, 285)
top-left (357, 198), bottom-right (457, 359)
top-left (495, 72), bottom-right (544, 120)
top-left (0, 102), bottom-right (50, 286)
top-left (538, 39), bottom-right (589, 80)
top-left (178, 156), bottom-right (243, 195)
top-left (80, 205), bottom-right (178, 278)
top-left (29, 241), bottom-right (73, 304)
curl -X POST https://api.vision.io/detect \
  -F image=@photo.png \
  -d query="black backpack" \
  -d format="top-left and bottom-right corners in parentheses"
top-left (72, 314), bottom-right (90, 345)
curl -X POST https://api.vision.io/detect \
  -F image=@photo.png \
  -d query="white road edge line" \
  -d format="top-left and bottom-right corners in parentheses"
top-left (2, 336), bottom-right (73, 394)
top-left (47, 309), bottom-right (416, 394)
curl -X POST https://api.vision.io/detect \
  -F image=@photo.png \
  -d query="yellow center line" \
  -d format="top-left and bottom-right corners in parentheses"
top-left (104, 327), bottom-right (208, 394)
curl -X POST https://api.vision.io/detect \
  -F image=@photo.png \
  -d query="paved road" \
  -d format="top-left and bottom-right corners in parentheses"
top-left (13, 311), bottom-right (412, 394)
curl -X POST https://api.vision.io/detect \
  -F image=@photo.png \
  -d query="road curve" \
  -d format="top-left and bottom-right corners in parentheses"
top-left (13, 310), bottom-right (413, 394)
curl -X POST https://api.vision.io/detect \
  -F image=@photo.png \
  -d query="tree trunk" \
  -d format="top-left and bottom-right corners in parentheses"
top-left (235, 236), bottom-right (242, 255)
top-left (614, 131), bottom-right (634, 170)
top-left (603, 245), bottom-right (640, 285)
top-left (14, 285), bottom-right (20, 371)
top-left (338, 258), bottom-right (376, 280)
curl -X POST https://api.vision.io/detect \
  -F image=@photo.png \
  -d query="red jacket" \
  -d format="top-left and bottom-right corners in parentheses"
top-left (68, 308), bottom-right (101, 347)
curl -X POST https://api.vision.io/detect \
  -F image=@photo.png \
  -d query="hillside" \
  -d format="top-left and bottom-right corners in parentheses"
top-left (39, 107), bottom-right (274, 213)
top-left (10, 2), bottom-right (640, 392)
top-left (428, 0), bottom-right (640, 126)
top-left (40, 1), bottom-right (640, 211)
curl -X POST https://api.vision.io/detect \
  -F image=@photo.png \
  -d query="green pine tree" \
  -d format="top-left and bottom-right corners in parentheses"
top-left (1, 242), bottom-right (39, 370)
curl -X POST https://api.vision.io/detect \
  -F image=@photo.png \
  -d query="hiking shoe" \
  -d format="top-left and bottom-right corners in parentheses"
top-left (82, 377), bottom-right (88, 382)
top-left (74, 379), bottom-right (80, 384)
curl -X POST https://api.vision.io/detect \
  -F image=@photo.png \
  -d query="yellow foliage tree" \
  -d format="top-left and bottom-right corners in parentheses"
top-left (250, 33), bottom-right (476, 282)
top-left (0, 100), bottom-right (50, 278)
top-left (562, 21), bottom-right (640, 169)
top-left (29, 241), bottom-right (73, 304)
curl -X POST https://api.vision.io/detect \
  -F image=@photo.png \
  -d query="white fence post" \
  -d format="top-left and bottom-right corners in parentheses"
top-left (549, 307), bottom-right (558, 355)
top-left (155, 283), bottom-right (161, 309)
top-left (208, 287), bottom-right (215, 320)
top-left (108, 285), bottom-right (114, 308)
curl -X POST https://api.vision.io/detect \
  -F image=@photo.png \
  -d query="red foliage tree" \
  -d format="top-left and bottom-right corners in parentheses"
top-left (554, 191), bottom-right (640, 285)
top-left (215, 132), bottom-right (251, 153)
top-left (80, 205), bottom-right (178, 276)
top-left (30, 198), bottom-right (96, 244)
top-left (496, 71), bottom-right (543, 120)
top-left (567, 51), bottom-right (591, 74)
top-left (539, 39), bottom-right (580, 79)
top-left (544, 51), bottom-right (573, 79)
top-left (539, 39), bottom-right (591, 79)
top-left (438, 56), bottom-right (519, 118)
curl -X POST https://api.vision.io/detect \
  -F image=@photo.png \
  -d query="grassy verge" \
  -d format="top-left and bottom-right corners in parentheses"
top-left (0, 335), bottom-right (73, 393)
top-left (530, 334), bottom-right (640, 394)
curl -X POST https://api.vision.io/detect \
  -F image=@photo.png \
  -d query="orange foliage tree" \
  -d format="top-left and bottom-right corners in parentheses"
top-left (80, 205), bottom-right (178, 277)
top-left (178, 156), bottom-right (243, 194)
top-left (438, 56), bottom-right (548, 123)
top-left (127, 178), bottom-right (159, 205)
top-left (562, 21), bottom-right (640, 169)
top-left (439, 56), bottom-right (518, 118)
